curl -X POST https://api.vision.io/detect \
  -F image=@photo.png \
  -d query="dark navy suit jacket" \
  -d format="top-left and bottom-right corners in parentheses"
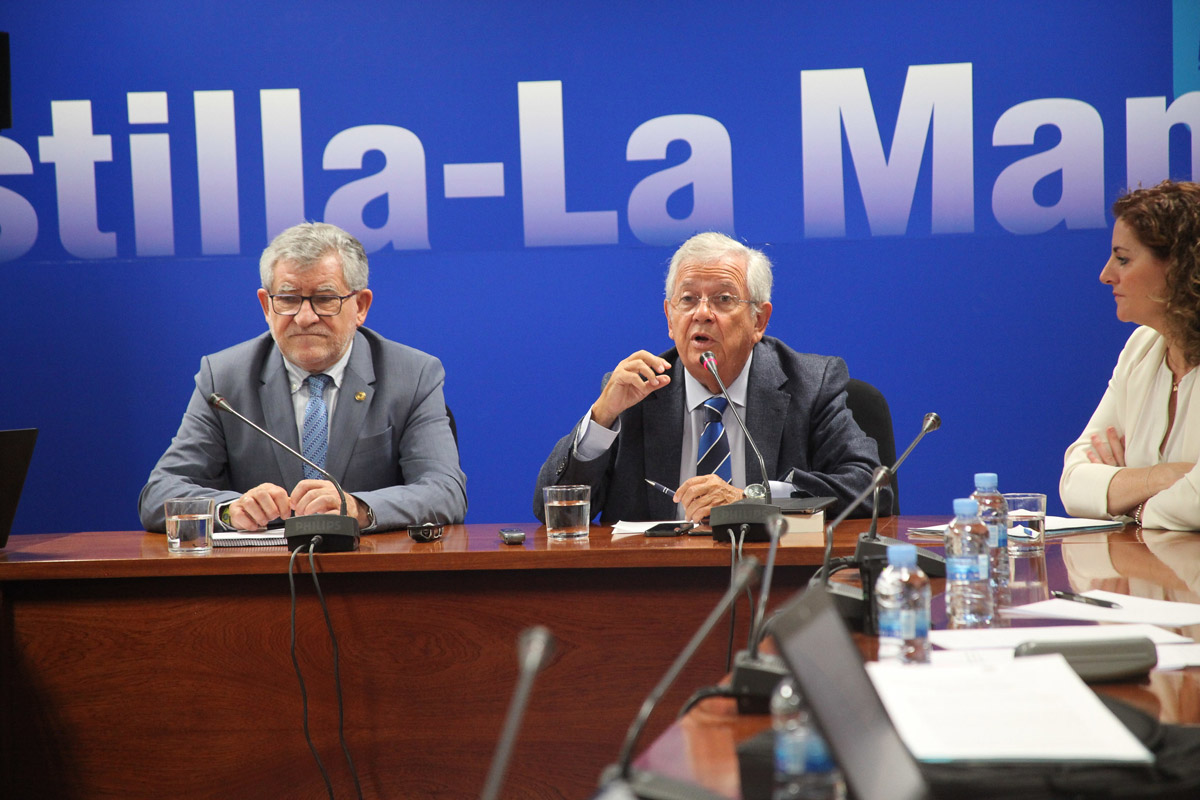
top-left (532, 336), bottom-right (886, 522)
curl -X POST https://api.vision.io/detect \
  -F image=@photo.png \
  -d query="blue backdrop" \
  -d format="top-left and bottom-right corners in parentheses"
top-left (1, 1), bottom-right (1195, 532)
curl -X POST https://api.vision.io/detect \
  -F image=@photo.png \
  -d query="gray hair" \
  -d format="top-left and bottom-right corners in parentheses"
top-left (259, 222), bottom-right (369, 291)
top-left (664, 232), bottom-right (772, 305)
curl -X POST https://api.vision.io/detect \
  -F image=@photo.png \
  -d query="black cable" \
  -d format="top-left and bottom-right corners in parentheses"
top-left (306, 540), bottom-right (365, 800)
top-left (289, 544), bottom-right (336, 800)
top-left (725, 536), bottom-right (738, 671)
top-left (677, 684), bottom-right (738, 717)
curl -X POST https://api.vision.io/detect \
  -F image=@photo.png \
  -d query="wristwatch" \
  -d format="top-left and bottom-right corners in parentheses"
top-left (744, 483), bottom-right (769, 501)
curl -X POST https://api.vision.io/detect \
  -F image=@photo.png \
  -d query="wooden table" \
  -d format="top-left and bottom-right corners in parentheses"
top-left (0, 518), bottom-right (872, 800)
top-left (634, 524), bottom-right (1200, 799)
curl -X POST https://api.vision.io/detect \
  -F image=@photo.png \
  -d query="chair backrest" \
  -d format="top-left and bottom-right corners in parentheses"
top-left (844, 379), bottom-right (898, 514)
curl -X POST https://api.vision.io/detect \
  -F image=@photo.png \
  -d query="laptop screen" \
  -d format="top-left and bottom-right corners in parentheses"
top-left (770, 586), bottom-right (932, 800)
top-left (0, 428), bottom-right (37, 546)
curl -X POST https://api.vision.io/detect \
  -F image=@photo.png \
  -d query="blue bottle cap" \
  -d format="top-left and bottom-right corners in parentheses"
top-left (887, 543), bottom-right (917, 568)
top-left (953, 498), bottom-right (978, 517)
top-left (974, 472), bottom-right (998, 490)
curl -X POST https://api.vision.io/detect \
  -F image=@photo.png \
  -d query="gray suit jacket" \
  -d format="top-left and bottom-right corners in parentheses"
top-left (532, 337), bottom-right (885, 522)
top-left (138, 327), bottom-right (467, 532)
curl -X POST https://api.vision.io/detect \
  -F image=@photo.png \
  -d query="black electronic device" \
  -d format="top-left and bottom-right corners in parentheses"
top-left (644, 521), bottom-right (695, 537)
top-left (207, 393), bottom-right (359, 552)
top-left (408, 522), bottom-right (444, 542)
top-left (499, 528), bottom-right (526, 545)
top-left (1015, 637), bottom-right (1157, 683)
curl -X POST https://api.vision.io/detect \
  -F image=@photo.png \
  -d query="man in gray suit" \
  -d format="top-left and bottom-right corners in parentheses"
top-left (533, 232), bottom-right (884, 524)
top-left (139, 222), bottom-right (466, 533)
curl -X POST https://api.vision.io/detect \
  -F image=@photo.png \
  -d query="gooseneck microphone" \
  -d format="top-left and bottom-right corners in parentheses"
top-left (700, 351), bottom-right (771, 505)
top-left (480, 626), bottom-right (555, 800)
top-left (598, 558), bottom-right (760, 800)
top-left (811, 465), bottom-right (894, 627)
top-left (700, 351), bottom-right (783, 545)
top-left (853, 412), bottom-right (944, 578)
top-left (809, 411), bottom-right (944, 630)
top-left (207, 393), bottom-right (360, 552)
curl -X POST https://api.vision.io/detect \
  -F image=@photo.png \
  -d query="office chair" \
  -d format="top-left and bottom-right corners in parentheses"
top-left (844, 378), bottom-right (898, 514)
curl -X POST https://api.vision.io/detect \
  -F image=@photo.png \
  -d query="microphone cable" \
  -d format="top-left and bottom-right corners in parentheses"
top-left (289, 542), bottom-right (335, 799)
top-left (724, 525), bottom-right (755, 672)
top-left (288, 537), bottom-right (365, 800)
top-left (305, 540), bottom-right (364, 800)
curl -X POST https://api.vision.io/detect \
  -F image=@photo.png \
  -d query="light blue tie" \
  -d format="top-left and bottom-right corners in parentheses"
top-left (697, 397), bottom-right (731, 481)
top-left (301, 374), bottom-right (332, 480)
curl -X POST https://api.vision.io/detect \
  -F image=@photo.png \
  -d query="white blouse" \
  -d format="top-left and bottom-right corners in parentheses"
top-left (1061, 326), bottom-right (1200, 530)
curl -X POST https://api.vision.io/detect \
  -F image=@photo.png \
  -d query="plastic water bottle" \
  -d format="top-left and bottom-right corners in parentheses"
top-left (874, 544), bottom-right (931, 664)
top-left (770, 678), bottom-right (845, 800)
top-left (971, 473), bottom-right (1011, 612)
top-left (945, 498), bottom-right (994, 628)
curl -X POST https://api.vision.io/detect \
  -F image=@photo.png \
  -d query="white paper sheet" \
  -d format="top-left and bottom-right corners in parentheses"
top-left (1154, 643), bottom-right (1200, 670)
top-left (928, 623), bottom-right (1189, 650)
top-left (1003, 590), bottom-right (1200, 626)
top-left (866, 655), bottom-right (1154, 763)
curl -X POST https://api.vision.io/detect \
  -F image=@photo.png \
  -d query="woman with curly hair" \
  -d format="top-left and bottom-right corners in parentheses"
top-left (1061, 180), bottom-right (1200, 530)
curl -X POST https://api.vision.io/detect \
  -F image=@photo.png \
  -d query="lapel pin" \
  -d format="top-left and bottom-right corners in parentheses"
top-left (355, 391), bottom-right (366, 402)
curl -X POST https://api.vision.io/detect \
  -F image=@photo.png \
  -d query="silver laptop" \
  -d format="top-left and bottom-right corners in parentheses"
top-left (769, 586), bottom-right (934, 800)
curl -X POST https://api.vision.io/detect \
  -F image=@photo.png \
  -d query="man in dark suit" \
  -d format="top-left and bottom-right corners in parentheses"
top-left (533, 232), bottom-right (884, 524)
top-left (139, 222), bottom-right (466, 533)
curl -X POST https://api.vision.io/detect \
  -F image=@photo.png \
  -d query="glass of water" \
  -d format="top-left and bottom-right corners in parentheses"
top-left (1004, 493), bottom-right (1047, 553)
top-left (542, 485), bottom-right (591, 539)
top-left (164, 497), bottom-right (215, 555)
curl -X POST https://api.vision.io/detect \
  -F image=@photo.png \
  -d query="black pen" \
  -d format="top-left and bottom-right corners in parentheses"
top-left (644, 478), bottom-right (677, 498)
top-left (1052, 590), bottom-right (1123, 609)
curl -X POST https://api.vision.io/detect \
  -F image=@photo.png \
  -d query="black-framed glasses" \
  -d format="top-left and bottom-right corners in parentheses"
top-left (669, 292), bottom-right (754, 315)
top-left (268, 292), bottom-right (358, 316)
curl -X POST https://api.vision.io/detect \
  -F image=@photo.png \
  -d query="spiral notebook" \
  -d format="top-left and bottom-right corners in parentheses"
top-left (213, 531), bottom-right (287, 547)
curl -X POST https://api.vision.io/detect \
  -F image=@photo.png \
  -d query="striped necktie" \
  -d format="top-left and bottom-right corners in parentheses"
top-left (301, 373), bottom-right (332, 480)
top-left (697, 396), bottom-right (731, 481)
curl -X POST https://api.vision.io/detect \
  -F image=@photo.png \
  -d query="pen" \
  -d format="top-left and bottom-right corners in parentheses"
top-left (644, 478), bottom-right (677, 498)
top-left (1052, 590), bottom-right (1122, 609)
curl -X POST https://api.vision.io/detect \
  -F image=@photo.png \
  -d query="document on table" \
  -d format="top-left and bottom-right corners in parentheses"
top-left (908, 516), bottom-right (1123, 538)
top-left (610, 520), bottom-right (688, 539)
top-left (928, 623), bottom-right (1190, 650)
top-left (866, 655), bottom-right (1154, 764)
top-left (1003, 590), bottom-right (1200, 627)
top-left (213, 530), bottom-right (287, 547)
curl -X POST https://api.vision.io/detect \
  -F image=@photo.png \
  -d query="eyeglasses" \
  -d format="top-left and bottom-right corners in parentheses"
top-left (669, 292), bottom-right (754, 315)
top-left (268, 292), bottom-right (358, 316)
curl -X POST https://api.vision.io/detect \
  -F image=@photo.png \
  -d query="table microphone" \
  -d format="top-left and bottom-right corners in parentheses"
top-left (480, 626), bottom-right (555, 800)
top-left (727, 514), bottom-right (791, 714)
top-left (598, 558), bottom-right (760, 800)
top-left (852, 412), bottom-right (945, 578)
top-left (207, 393), bottom-right (359, 552)
top-left (700, 351), bottom-right (778, 543)
top-left (813, 464), bottom-right (893, 629)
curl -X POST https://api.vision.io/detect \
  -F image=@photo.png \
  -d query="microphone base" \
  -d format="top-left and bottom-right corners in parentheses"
top-left (854, 532), bottom-right (945, 577)
top-left (729, 650), bottom-right (790, 714)
top-left (822, 581), bottom-right (866, 632)
top-left (597, 765), bottom-right (728, 800)
top-left (284, 515), bottom-right (360, 552)
top-left (710, 501), bottom-right (783, 543)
